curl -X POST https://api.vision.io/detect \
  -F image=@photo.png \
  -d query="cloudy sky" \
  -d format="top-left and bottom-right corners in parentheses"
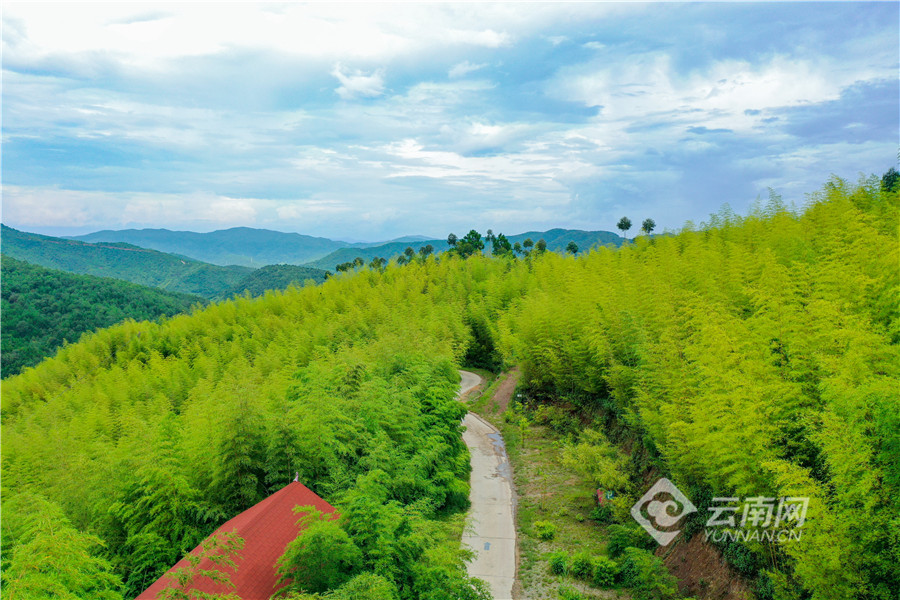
top-left (2, 2), bottom-right (897, 241)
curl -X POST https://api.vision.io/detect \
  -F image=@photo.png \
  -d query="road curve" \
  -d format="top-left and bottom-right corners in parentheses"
top-left (459, 371), bottom-right (517, 600)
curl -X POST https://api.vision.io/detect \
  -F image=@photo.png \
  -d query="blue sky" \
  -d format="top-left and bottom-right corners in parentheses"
top-left (2, 2), bottom-right (897, 241)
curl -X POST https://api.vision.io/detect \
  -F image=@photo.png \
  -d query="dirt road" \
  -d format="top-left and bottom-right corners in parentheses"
top-left (459, 371), bottom-right (516, 600)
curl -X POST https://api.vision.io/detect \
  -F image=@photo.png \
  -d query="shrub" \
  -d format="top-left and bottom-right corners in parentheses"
top-left (276, 514), bottom-right (362, 594)
top-left (592, 556), bottom-right (618, 587)
top-left (548, 550), bottom-right (569, 575)
top-left (534, 520), bottom-right (557, 540)
top-left (533, 404), bottom-right (552, 425)
top-left (570, 551), bottom-right (593, 579)
top-left (618, 547), bottom-right (678, 600)
top-left (590, 503), bottom-right (613, 523)
top-left (606, 523), bottom-right (655, 558)
top-left (609, 495), bottom-right (637, 523)
top-left (332, 572), bottom-right (398, 600)
top-left (561, 429), bottom-right (629, 489)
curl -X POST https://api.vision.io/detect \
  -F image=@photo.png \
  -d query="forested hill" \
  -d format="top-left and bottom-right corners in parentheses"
top-left (304, 228), bottom-right (621, 271)
top-left (2, 225), bottom-right (252, 298)
top-left (303, 239), bottom-right (450, 270)
top-left (224, 263), bottom-right (329, 297)
top-left (1, 226), bottom-right (329, 300)
top-left (71, 227), bottom-right (347, 267)
top-left (507, 228), bottom-right (621, 250)
top-left (2, 175), bottom-right (896, 599)
top-left (1, 256), bottom-right (204, 378)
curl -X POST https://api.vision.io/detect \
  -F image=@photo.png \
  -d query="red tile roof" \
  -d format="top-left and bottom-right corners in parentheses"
top-left (137, 481), bottom-right (336, 600)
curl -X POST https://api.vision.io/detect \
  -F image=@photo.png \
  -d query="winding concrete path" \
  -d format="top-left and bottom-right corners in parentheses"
top-left (459, 371), bottom-right (516, 600)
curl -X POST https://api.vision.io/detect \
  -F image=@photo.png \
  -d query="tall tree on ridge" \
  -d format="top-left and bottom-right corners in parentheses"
top-left (492, 233), bottom-right (513, 257)
top-left (617, 217), bottom-right (632, 242)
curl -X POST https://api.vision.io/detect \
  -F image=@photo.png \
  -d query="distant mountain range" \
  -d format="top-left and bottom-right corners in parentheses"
top-left (70, 227), bottom-right (348, 267)
top-left (1, 226), bottom-right (328, 300)
top-left (69, 228), bottom-right (448, 267)
top-left (66, 226), bottom-right (623, 271)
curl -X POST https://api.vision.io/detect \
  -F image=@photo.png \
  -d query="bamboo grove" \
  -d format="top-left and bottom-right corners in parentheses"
top-left (1, 175), bottom-right (897, 599)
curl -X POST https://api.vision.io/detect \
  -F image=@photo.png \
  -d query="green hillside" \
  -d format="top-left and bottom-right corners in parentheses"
top-left (225, 263), bottom-right (329, 297)
top-left (2, 175), bottom-right (897, 599)
top-left (506, 228), bottom-right (622, 251)
top-left (1, 256), bottom-right (204, 378)
top-left (2, 225), bottom-right (252, 299)
top-left (2, 250), bottom-right (488, 600)
top-left (305, 229), bottom-right (622, 271)
top-left (304, 239), bottom-right (450, 270)
top-left (72, 227), bottom-right (348, 267)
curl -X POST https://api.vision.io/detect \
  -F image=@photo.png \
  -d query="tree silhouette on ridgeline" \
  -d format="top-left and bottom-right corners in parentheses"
top-left (882, 167), bottom-right (899, 193)
top-left (617, 217), bottom-right (632, 242)
top-left (491, 233), bottom-right (513, 258)
top-left (446, 230), bottom-right (484, 259)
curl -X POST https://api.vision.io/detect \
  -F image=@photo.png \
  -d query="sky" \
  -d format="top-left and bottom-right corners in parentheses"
top-left (2, 2), bottom-right (897, 241)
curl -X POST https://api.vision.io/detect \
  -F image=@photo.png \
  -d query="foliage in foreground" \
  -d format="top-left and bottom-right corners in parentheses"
top-left (157, 531), bottom-right (244, 600)
top-left (2, 254), bottom-right (514, 598)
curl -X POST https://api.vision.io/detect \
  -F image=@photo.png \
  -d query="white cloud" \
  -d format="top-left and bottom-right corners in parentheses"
top-left (380, 138), bottom-right (596, 190)
top-left (2, 3), bottom-right (609, 70)
top-left (446, 28), bottom-right (511, 48)
top-left (448, 61), bottom-right (488, 79)
top-left (550, 52), bottom-right (890, 136)
top-left (2, 186), bottom-right (267, 229)
top-left (332, 64), bottom-right (385, 100)
top-left (437, 121), bottom-right (536, 155)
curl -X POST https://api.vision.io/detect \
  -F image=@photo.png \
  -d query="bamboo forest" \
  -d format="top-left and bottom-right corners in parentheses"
top-left (2, 175), bottom-right (897, 599)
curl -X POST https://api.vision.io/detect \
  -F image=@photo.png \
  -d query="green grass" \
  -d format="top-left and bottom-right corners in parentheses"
top-left (464, 369), bottom-right (500, 413)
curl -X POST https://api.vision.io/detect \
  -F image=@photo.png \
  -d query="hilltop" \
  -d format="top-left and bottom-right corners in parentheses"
top-left (2, 226), bottom-right (329, 300)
